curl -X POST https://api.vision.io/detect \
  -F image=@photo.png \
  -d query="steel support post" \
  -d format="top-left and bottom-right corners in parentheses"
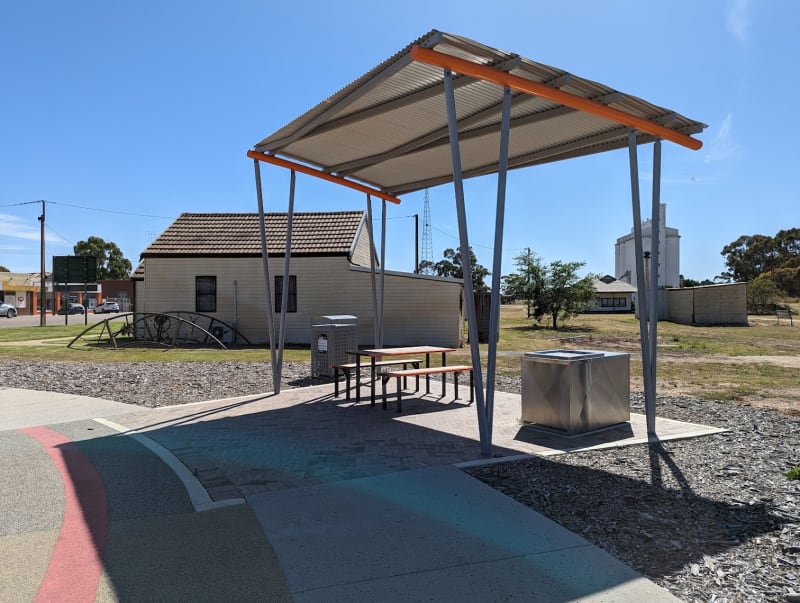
top-left (365, 194), bottom-right (381, 347)
top-left (379, 199), bottom-right (386, 348)
top-left (443, 68), bottom-right (490, 456)
top-left (276, 170), bottom-right (296, 384)
top-left (627, 130), bottom-right (654, 434)
top-left (647, 139), bottom-right (663, 433)
top-left (253, 159), bottom-right (280, 392)
top-left (485, 86), bottom-right (513, 437)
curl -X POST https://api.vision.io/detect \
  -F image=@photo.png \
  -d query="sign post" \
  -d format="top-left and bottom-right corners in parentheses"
top-left (52, 256), bottom-right (97, 325)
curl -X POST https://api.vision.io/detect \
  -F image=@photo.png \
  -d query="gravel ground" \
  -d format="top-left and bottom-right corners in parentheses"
top-left (2, 359), bottom-right (798, 602)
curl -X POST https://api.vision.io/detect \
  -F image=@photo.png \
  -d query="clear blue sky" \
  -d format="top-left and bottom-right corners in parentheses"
top-left (1, 1), bottom-right (796, 282)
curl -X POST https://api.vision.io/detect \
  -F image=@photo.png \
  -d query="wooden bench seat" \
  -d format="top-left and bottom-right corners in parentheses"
top-left (380, 365), bottom-right (474, 412)
top-left (333, 359), bottom-right (422, 400)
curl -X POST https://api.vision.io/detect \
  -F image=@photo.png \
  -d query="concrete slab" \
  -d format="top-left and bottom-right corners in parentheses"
top-left (248, 465), bottom-right (679, 602)
top-left (95, 505), bottom-right (292, 602)
top-left (0, 387), bottom-right (135, 431)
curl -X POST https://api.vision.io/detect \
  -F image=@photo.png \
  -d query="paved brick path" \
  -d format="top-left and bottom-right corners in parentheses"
top-left (111, 380), bottom-right (723, 500)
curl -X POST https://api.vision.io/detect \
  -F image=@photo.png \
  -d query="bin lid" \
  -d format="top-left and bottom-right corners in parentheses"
top-left (524, 349), bottom-right (605, 360)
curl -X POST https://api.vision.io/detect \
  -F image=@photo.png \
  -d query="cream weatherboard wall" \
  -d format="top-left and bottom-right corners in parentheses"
top-left (349, 220), bottom-right (374, 267)
top-left (136, 257), bottom-right (464, 347)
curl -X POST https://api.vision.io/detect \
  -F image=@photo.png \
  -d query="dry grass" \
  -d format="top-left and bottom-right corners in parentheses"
top-left (449, 304), bottom-right (800, 413)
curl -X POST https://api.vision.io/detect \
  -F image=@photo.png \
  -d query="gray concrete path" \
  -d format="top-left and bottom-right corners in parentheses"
top-left (1, 411), bottom-right (291, 602)
top-left (248, 465), bottom-right (677, 602)
top-left (0, 382), bottom-right (700, 601)
top-left (0, 387), bottom-right (134, 431)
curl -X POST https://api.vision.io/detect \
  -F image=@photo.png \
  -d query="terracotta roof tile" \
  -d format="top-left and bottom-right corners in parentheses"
top-left (140, 211), bottom-right (365, 257)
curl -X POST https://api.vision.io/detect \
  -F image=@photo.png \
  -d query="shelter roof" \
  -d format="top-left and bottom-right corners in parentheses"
top-left (140, 211), bottom-right (365, 258)
top-left (253, 30), bottom-right (706, 198)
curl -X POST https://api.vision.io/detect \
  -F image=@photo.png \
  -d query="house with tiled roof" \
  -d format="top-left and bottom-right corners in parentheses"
top-left (134, 211), bottom-right (464, 346)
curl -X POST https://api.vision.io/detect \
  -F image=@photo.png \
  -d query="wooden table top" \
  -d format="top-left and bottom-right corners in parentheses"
top-left (355, 346), bottom-right (457, 357)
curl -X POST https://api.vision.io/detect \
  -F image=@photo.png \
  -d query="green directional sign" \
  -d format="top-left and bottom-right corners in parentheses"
top-left (53, 256), bottom-right (97, 283)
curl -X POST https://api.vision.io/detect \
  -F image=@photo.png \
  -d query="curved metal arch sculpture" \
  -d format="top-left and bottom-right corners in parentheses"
top-left (161, 311), bottom-right (253, 346)
top-left (67, 312), bottom-right (252, 349)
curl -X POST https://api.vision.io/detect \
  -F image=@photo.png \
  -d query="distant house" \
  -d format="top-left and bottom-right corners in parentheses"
top-left (587, 275), bottom-right (637, 313)
top-left (133, 211), bottom-right (464, 346)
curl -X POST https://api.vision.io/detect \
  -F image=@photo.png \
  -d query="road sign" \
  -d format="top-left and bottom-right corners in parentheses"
top-left (53, 256), bottom-right (97, 283)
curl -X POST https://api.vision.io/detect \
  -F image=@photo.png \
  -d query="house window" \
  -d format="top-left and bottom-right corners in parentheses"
top-left (274, 275), bottom-right (297, 312)
top-left (196, 276), bottom-right (217, 312)
top-left (599, 297), bottom-right (626, 308)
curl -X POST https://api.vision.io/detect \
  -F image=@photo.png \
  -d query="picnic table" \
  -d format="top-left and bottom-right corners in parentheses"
top-left (348, 346), bottom-right (457, 405)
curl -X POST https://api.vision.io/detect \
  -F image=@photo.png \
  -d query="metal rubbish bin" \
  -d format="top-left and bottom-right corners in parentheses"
top-left (520, 349), bottom-right (630, 435)
top-left (311, 315), bottom-right (358, 377)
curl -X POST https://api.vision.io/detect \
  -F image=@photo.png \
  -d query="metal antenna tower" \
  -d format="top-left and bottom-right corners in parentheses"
top-left (420, 189), bottom-right (434, 273)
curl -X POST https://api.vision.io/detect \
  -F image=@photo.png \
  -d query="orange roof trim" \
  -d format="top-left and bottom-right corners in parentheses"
top-left (410, 45), bottom-right (703, 152)
top-left (247, 150), bottom-right (402, 204)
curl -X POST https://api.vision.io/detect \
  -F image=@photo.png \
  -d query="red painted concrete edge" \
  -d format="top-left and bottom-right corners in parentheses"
top-left (20, 426), bottom-right (109, 602)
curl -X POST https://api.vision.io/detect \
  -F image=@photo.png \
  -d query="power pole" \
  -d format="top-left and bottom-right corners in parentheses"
top-left (38, 200), bottom-right (46, 327)
top-left (420, 189), bottom-right (434, 274)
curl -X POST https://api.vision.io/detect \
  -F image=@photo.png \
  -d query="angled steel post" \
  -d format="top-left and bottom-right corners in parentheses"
top-left (485, 85), bottom-right (513, 436)
top-left (443, 68), bottom-right (490, 455)
top-left (366, 194), bottom-right (381, 347)
top-left (379, 199), bottom-right (387, 347)
top-left (276, 170), bottom-right (296, 384)
top-left (647, 139), bottom-right (662, 434)
top-left (627, 130), bottom-right (654, 434)
top-left (253, 159), bottom-right (280, 393)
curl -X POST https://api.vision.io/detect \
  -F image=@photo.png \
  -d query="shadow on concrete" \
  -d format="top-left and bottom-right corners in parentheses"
top-left (50, 384), bottom-right (785, 599)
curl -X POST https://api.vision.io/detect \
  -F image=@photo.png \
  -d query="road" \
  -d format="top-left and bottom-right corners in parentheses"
top-left (0, 312), bottom-right (114, 329)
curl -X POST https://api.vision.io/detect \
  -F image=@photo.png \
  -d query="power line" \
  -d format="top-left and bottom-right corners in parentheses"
top-left (0, 199), bottom-right (48, 208)
top-left (0, 199), bottom-right (174, 220)
top-left (51, 201), bottom-right (174, 220)
top-left (44, 224), bottom-right (75, 247)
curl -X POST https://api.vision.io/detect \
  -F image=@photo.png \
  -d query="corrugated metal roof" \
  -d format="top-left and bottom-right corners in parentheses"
top-left (254, 30), bottom-right (706, 197)
top-left (593, 278), bottom-right (638, 294)
top-left (140, 211), bottom-right (365, 257)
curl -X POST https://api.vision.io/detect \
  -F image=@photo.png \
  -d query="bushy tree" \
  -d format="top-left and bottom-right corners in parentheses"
top-left (0, 266), bottom-right (9, 272)
top-left (771, 266), bottom-right (800, 297)
top-left (419, 247), bottom-right (489, 292)
top-left (504, 251), bottom-right (596, 329)
top-left (721, 228), bottom-right (800, 284)
top-left (74, 236), bottom-right (132, 280)
top-left (747, 276), bottom-right (779, 314)
top-left (502, 250), bottom-right (546, 319)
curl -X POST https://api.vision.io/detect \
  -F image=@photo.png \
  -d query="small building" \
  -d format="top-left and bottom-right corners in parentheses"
top-left (587, 275), bottom-right (637, 313)
top-left (665, 282), bottom-right (747, 325)
top-left (134, 211), bottom-right (465, 347)
top-left (0, 271), bottom-right (107, 315)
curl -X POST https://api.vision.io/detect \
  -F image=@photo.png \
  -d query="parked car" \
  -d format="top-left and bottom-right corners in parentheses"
top-left (0, 303), bottom-right (17, 318)
top-left (94, 301), bottom-right (120, 314)
top-left (57, 303), bottom-right (85, 315)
